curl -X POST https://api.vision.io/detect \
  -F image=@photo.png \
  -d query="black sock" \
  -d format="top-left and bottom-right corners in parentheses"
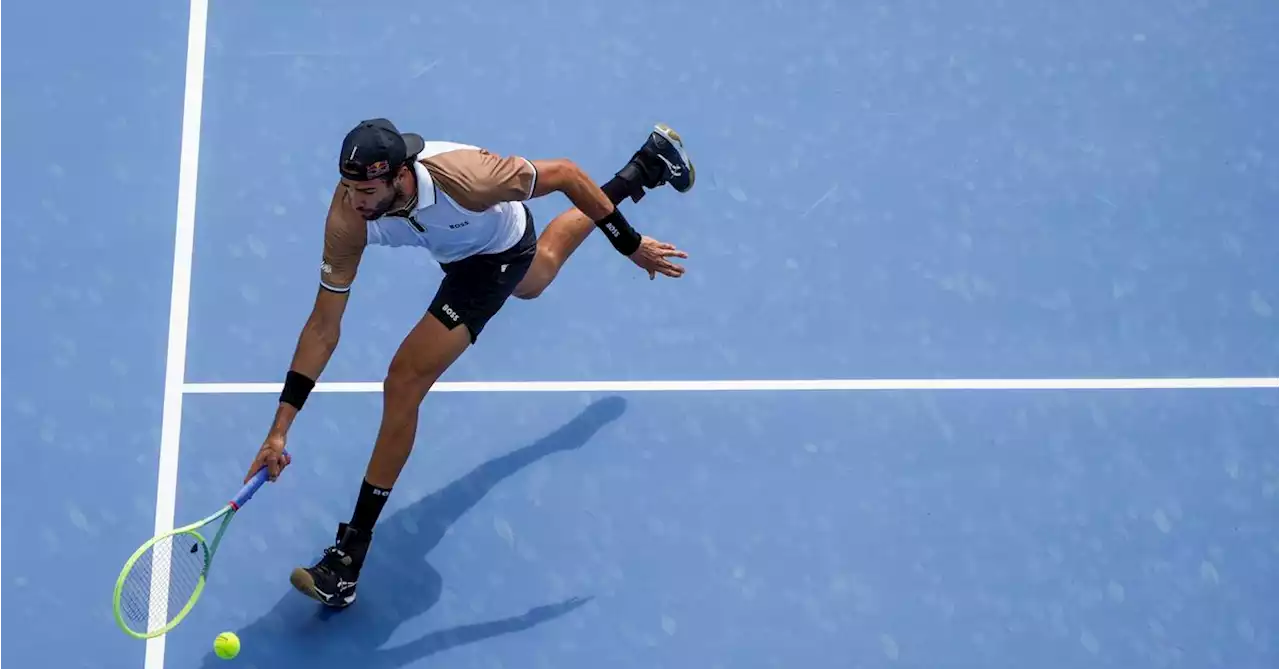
top-left (621, 152), bottom-right (667, 189)
top-left (601, 174), bottom-right (638, 206)
top-left (604, 152), bottom-right (665, 205)
top-left (349, 478), bottom-right (391, 532)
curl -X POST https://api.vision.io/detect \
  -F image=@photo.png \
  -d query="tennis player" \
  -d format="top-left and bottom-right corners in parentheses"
top-left (242, 118), bottom-right (695, 607)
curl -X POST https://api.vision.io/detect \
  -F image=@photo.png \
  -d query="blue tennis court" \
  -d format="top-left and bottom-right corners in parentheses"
top-left (5, 1), bottom-right (1277, 668)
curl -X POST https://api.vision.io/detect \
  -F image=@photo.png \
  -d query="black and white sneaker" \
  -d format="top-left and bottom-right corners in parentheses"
top-left (289, 522), bottom-right (370, 608)
top-left (644, 123), bottom-right (695, 193)
top-left (616, 123), bottom-right (696, 202)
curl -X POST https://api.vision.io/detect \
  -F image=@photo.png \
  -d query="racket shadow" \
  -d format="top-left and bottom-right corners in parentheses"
top-left (195, 395), bottom-right (627, 668)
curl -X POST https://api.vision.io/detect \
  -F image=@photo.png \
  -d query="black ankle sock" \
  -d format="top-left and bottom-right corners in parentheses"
top-left (350, 478), bottom-right (391, 532)
top-left (624, 151), bottom-right (667, 189)
top-left (603, 150), bottom-right (666, 205)
top-left (601, 175), bottom-right (637, 206)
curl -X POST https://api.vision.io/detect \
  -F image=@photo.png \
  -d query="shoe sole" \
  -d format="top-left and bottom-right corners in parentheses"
top-left (289, 566), bottom-right (355, 607)
top-left (652, 123), bottom-right (695, 191)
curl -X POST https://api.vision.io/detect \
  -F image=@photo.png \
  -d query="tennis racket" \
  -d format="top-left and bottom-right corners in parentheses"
top-left (112, 454), bottom-right (286, 639)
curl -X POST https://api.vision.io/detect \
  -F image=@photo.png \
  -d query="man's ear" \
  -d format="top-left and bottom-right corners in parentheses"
top-left (397, 162), bottom-right (415, 185)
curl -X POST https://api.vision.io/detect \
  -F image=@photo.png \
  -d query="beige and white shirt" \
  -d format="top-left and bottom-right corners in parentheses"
top-left (319, 141), bottom-right (537, 293)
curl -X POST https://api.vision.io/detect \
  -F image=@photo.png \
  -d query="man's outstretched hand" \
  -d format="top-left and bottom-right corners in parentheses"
top-left (629, 236), bottom-right (688, 280)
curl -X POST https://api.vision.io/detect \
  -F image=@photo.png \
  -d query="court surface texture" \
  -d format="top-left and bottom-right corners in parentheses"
top-left (4, 1), bottom-right (1277, 668)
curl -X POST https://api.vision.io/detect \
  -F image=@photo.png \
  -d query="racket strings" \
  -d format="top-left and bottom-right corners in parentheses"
top-left (118, 532), bottom-right (208, 634)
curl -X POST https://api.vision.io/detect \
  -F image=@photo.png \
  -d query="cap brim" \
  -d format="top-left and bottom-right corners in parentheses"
top-left (402, 133), bottom-right (426, 159)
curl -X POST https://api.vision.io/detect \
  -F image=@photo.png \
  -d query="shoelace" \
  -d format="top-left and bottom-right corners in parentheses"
top-left (315, 546), bottom-right (351, 575)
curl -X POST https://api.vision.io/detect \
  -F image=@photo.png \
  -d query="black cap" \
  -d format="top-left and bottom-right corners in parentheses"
top-left (338, 118), bottom-right (426, 181)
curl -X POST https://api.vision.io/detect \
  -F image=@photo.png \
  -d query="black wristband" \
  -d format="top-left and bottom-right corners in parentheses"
top-left (280, 370), bottom-right (316, 410)
top-left (594, 208), bottom-right (642, 256)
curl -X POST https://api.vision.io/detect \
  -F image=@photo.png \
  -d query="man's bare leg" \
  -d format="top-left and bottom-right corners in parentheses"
top-left (513, 208), bottom-right (596, 298)
top-left (364, 311), bottom-right (472, 488)
top-left (288, 310), bottom-right (470, 607)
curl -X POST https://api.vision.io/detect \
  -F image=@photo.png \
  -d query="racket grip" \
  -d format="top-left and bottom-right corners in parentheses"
top-left (231, 449), bottom-right (288, 509)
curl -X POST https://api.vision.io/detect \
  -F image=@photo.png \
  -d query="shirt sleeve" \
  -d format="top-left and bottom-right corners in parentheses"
top-left (421, 148), bottom-right (537, 213)
top-left (319, 187), bottom-right (367, 293)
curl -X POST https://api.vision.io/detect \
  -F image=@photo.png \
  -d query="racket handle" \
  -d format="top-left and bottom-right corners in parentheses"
top-left (231, 449), bottom-right (288, 509)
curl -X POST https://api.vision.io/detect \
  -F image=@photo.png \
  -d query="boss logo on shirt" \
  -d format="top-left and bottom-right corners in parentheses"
top-left (449, 221), bottom-right (470, 229)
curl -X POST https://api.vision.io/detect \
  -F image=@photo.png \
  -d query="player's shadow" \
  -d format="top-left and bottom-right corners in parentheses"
top-left (195, 396), bottom-right (626, 668)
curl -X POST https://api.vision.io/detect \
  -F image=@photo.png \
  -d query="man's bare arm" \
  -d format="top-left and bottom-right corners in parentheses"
top-left (527, 158), bottom-right (646, 256)
top-left (267, 184), bottom-right (366, 438)
top-left (527, 158), bottom-right (615, 221)
top-left (266, 286), bottom-right (350, 438)
top-left (422, 148), bottom-right (645, 256)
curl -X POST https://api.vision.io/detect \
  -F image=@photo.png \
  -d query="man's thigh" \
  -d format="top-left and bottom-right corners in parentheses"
top-left (387, 305), bottom-right (473, 385)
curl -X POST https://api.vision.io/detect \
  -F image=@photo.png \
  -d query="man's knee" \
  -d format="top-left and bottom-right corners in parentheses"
top-left (383, 370), bottom-right (435, 404)
top-left (514, 247), bottom-right (559, 300)
top-left (512, 273), bottom-right (549, 300)
top-left (383, 358), bottom-right (442, 402)
top-left (513, 284), bottom-right (543, 300)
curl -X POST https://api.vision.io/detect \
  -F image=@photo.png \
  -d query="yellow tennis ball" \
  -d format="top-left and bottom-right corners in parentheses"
top-left (213, 632), bottom-right (240, 660)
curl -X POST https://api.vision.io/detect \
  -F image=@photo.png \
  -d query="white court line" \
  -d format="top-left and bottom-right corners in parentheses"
top-left (147, 0), bottom-right (208, 668)
top-left (184, 377), bottom-right (1280, 394)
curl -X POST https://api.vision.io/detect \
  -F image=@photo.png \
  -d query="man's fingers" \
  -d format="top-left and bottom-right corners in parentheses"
top-left (655, 242), bottom-right (687, 258)
top-left (246, 460), bottom-right (265, 484)
top-left (641, 255), bottom-right (685, 278)
top-left (645, 239), bottom-right (686, 256)
top-left (635, 248), bottom-right (687, 279)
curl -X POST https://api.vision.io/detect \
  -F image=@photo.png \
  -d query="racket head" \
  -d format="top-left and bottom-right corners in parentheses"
top-left (112, 526), bottom-right (214, 639)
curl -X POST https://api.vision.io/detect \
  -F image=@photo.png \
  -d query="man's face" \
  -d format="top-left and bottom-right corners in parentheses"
top-left (342, 170), bottom-right (405, 220)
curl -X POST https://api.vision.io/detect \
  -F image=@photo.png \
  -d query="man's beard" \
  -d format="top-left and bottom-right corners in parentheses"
top-left (363, 182), bottom-right (406, 220)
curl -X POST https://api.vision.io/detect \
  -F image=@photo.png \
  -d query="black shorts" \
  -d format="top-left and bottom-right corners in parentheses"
top-left (427, 204), bottom-right (537, 343)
